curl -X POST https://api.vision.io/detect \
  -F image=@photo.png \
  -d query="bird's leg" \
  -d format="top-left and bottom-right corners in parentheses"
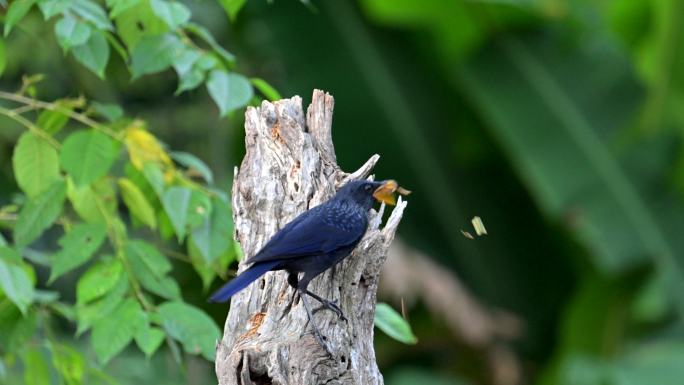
top-left (304, 290), bottom-right (347, 322)
top-left (298, 288), bottom-right (332, 356)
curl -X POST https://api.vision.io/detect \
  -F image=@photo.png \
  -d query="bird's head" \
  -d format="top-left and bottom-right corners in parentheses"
top-left (339, 179), bottom-right (407, 210)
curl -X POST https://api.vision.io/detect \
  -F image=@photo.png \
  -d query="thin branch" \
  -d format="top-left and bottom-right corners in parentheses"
top-left (0, 105), bottom-right (61, 148)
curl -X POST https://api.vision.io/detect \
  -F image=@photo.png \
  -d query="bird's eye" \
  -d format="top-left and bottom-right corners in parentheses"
top-left (364, 185), bottom-right (372, 192)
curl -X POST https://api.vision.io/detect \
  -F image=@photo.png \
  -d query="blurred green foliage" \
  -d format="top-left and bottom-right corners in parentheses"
top-left (1, 0), bottom-right (684, 384)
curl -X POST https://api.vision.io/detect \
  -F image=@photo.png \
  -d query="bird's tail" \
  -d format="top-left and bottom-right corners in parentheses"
top-left (208, 261), bottom-right (280, 302)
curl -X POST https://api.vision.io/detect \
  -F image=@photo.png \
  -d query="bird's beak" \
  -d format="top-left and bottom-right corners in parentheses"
top-left (373, 180), bottom-right (399, 206)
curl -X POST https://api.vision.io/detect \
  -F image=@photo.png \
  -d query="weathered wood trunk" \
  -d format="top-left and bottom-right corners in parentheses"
top-left (215, 90), bottom-right (407, 385)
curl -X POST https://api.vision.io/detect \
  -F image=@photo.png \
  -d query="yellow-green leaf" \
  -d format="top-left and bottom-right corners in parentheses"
top-left (12, 132), bottom-right (61, 198)
top-left (118, 178), bottom-right (157, 229)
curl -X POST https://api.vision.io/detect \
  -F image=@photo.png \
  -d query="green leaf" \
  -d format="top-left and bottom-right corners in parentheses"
top-left (150, 0), bottom-right (190, 29)
top-left (173, 48), bottom-right (205, 94)
top-left (218, 0), bottom-right (246, 21)
top-left (161, 186), bottom-right (191, 241)
top-left (76, 258), bottom-right (123, 305)
top-left (60, 130), bottom-right (118, 186)
top-left (12, 132), bottom-right (61, 197)
top-left (55, 14), bottom-right (91, 53)
top-left (134, 323), bottom-right (165, 357)
top-left (113, 0), bottom-right (167, 48)
top-left (4, 0), bottom-right (36, 37)
top-left (71, 30), bottom-right (110, 78)
top-left (71, 0), bottom-right (113, 30)
top-left (207, 70), bottom-right (254, 117)
top-left (37, 103), bottom-right (73, 135)
top-left (14, 180), bottom-right (66, 247)
top-left (125, 239), bottom-right (181, 300)
top-left (374, 303), bottom-right (417, 344)
top-left (49, 223), bottom-right (107, 282)
top-left (107, 0), bottom-right (141, 18)
top-left (91, 298), bottom-right (145, 364)
top-left (251, 77), bottom-right (281, 101)
top-left (118, 178), bottom-right (157, 229)
top-left (23, 346), bottom-right (50, 385)
top-left (0, 37), bottom-right (6, 78)
top-left (91, 101), bottom-right (123, 122)
top-left (0, 301), bottom-right (38, 353)
top-left (171, 151), bottom-right (213, 184)
top-left (50, 344), bottom-right (85, 385)
top-left (185, 22), bottom-right (235, 64)
top-left (130, 33), bottom-right (183, 79)
top-left (67, 177), bottom-right (117, 223)
top-left (37, 0), bottom-right (71, 20)
top-left (76, 273), bottom-right (128, 335)
top-left (141, 162), bottom-right (165, 197)
top-left (0, 247), bottom-right (34, 314)
top-left (191, 196), bottom-right (231, 264)
top-left (157, 301), bottom-right (220, 360)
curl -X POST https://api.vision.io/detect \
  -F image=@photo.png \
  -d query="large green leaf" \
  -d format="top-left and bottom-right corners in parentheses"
top-left (118, 178), bottom-right (157, 229)
top-left (12, 132), bottom-right (61, 198)
top-left (60, 130), bottom-right (118, 186)
top-left (91, 298), bottom-right (145, 364)
top-left (125, 239), bottom-right (181, 300)
top-left (0, 247), bottom-right (34, 314)
top-left (71, 30), bottom-right (110, 78)
top-left (36, 0), bottom-right (71, 20)
top-left (113, 0), bottom-right (168, 48)
top-left (134, 322), bottom-right (165, 357)
top-left (206, 69), bottom-right (253, 117)
top-left (130, 34), bottom-right (184, 79)
top-left (49, 223), bottom-right (107, 282)
top-left (71, 0), bottom-right (113, 30)
top-left (457, 36), bottom-right (673, 275)
top-left (157, 301), bottom-right (220, 360)
top-left (67, 178), bottom-right (117, 224)
top-left (374, 303), bottom-right (417, 345)
top-left (218, 0), bottom-right (246, 21)
top-left (171, 151), bottom-right (214, 184)
top-left (0, 37), bottom-right (6, 78)
top-left (76, 273), bottom-right (128, 335)
top-left (14, 180), bottom-right (66, 247)
top-left (76, 258), bottom-right (123, 305)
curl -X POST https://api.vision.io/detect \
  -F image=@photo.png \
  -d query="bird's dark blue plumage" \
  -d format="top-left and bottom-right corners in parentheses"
top-left (208, 179), bottom-right (391, 354)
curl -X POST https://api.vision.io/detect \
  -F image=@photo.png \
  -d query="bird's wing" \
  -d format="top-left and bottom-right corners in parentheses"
top-left (247, 205), bottom-right (364, 264)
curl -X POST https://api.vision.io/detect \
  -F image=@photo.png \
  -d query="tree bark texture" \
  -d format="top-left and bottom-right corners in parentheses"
top-left (215, 90), bottom-right (407, 385)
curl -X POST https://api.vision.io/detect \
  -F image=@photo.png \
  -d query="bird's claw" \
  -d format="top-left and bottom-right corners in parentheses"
top-left (312, 299), bottom-right (348, 323)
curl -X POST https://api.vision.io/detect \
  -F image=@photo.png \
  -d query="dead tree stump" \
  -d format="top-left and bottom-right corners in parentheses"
top-left (214, 90), bottom-right (407, 385)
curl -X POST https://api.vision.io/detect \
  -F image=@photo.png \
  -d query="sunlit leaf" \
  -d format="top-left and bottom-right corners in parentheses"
top-left (251, 78), bottom-right (281, 101)
top-left (118, 178), bottom-right (157, 229)
top-left (12, 132), bottom-right (61, 198)
top-left (113, 0), bottom-right (167, 48)
top-left (23, 346), bottom-right (50, 385)
top-left (218, 0), bottom-right (246, 21)
top-left (76, 258), bottom-right (123, 305)
top-left (67, 177), bottom-right (117, 223)
top-left (124, 123), bottom-right (173, 170)
top-left (0, 37), bottom-right (6, 77)
top-left (0, 301), bottom-right (38, 352)
top-left (50, 344), bottom-right (84, 385)
top-left (60, 130), bottom-right (118, 186)
top-left (36, 0), bottom-right (71, 19)
top-left (161, 186), bottom-right (191, 241)
top-left (76, 273), bottom-right (128, 335)
top-left (374, 303), bottom-right (417, 344)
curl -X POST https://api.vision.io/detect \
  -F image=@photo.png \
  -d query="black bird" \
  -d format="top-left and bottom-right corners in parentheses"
top-left (209, 179), bottom-right (398, 352)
